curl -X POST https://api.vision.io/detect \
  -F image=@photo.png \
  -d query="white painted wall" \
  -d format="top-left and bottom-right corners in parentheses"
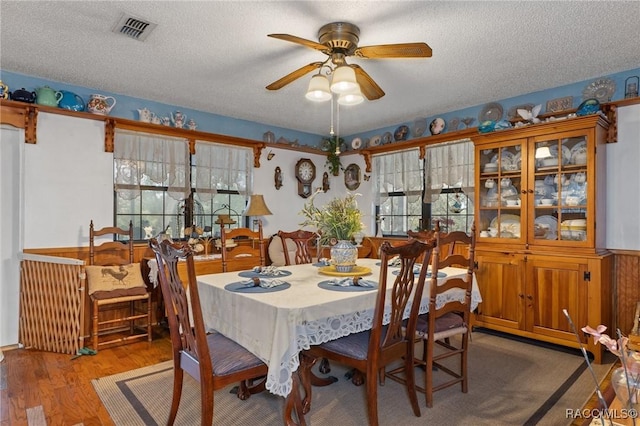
top-left (0, 125), bottom-right (23, 347)
top-left (253, 148), bottom-right (374, 238)
top-left (606, 104), bottom-right (640, 250)
top-left (24, 113), bottom-right (112, 248)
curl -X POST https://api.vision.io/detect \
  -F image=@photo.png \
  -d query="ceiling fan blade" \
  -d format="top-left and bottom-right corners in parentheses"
top-left (268, 34), bottom-right (328, 52)
top-left (355, 42), bottom-right (432, 59)
top-left (351, 65), bottom-right (385, 100)
top-left (266, 62), bottom-right (323, 91)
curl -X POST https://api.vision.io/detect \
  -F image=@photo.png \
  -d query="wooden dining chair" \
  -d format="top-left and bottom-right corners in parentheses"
top-left (413, 223), bottom-right (476, 407)
top-left (220, 220), bottom-right (266, 272)
top-left (300, 239), bottom-right (436, 426)
top-left (277, 229), bottom-right (318, 265)
top-left (86, 220), bottom-right (152, 351)
top-left (149, 238), bottom-right (269, 426)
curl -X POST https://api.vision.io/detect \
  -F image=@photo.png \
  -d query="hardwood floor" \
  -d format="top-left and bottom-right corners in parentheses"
top-left (0, 326), bottom-right (172, 426)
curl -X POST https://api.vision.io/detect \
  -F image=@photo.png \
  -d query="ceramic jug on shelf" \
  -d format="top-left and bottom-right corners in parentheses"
top-left (35, 86), bottom-right (62, 107)
top-left (87, 94), bottom-right (116, 115)
top-left (137, 108), bottom-right (152, 122)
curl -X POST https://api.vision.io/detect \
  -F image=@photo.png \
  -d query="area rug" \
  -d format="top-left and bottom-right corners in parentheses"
top-left (92, 331), bottom-right (614, 426)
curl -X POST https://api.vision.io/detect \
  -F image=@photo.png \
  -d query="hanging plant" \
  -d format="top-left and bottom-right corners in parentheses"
top-left (322, 135), bottom-right (344, 176)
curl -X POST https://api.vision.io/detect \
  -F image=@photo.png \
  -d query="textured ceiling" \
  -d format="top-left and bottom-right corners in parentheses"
top-left (1, 1), bottom-right (639, 136)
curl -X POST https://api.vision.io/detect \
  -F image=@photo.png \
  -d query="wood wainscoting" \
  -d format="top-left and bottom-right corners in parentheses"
top-left (612, 250), bottom-right (640, 336)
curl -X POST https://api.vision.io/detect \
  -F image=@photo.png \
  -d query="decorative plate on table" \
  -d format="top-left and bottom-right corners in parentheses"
top-left (479, 102), bottom-right (504, 122)
top-left (534, 215), bottom-right (558, 240)
top-left (317, 279), bottom-right (378, 292)
top-left (382, 132), bottom-right (393, 144)
top-left (351, 137), bottom-right (363, 150)
top-left (238, 270), bottom-right (292, 279)
top-left (224, 281), bottom-right (291, 293)
top-left (370, 134), bottom-right (382, 147)
top-left (318, 265), bottom-right (372, 277)
top-left (582, 78), bottom-right (616, 103)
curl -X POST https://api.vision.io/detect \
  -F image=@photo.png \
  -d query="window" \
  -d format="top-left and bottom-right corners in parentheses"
top-left (424, 139), bottom-right (475, 233)
top-left (373, 149), bottom-right (423, 236)
top-left (113, 131), bottom-right (251, 240)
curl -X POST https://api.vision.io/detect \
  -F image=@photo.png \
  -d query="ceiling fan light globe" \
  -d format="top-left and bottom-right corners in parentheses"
top-left (330, 65), bottom-right (358, 94)
top-left (337, 89), bottom-right (364, 106)
top-left (305, 74), bottom-right (332, 101)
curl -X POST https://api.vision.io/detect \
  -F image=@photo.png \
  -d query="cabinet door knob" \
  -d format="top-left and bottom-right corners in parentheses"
top-left (521, 189), bottom-right (527, 194)
top-left (518, 293), bottom-right (525, 299)
top-left (528, 189), bottom-right (534, 194)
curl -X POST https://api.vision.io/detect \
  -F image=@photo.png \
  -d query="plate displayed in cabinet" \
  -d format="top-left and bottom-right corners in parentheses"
top-left (535, 215), bottom-right (558, 240)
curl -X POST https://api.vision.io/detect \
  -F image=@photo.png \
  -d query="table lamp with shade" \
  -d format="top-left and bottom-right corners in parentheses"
top-left (244, 194), bottom-right (273, 230)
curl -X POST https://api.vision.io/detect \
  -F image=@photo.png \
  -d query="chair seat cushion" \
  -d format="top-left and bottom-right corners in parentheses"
top-left (86, 263), bottom-right (146, 295)
top-left (90, 286), bottom-right (148, 300)
top-left (416, 312), bottom-right (466, 337)
top-left (318, 330), bottom-right (371, 360)
top-left (208, 332), bottom-right (265, 376)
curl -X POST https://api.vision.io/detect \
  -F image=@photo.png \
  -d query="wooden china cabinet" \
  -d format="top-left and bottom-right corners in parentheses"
top-left (471, 114), bottom-right (613, 363)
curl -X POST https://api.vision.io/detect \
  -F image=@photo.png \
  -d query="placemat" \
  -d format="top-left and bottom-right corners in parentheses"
top-left (317, 280), bottom-right (378, 292)
top-left (237, 270), bottom-right (292, 278)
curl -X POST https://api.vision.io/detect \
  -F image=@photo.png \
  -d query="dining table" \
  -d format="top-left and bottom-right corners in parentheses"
top-left (196, 257), bottom-right (482, 423)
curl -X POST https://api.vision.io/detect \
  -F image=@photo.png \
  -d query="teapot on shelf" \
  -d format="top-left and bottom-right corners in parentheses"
top-left (35, 85), bottom-right (62, 107)
top-left (58, 90), bottom-right (85, 111)
top-left (87, 94), bottom-right (116, 115)
top-left (171, 111), bottom-right (186, 128)
top-left (10, 87), bottom-right (36, 103)
top-left (137, 108), bottom-right (152, 122)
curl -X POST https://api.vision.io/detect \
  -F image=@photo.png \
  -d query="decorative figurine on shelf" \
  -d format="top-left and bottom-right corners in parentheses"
top-left (625, 76), bottom-right (639, 99)
top-left (187, 119), bottom-right (197, 130)
top-left (517, 104), bottom-right (542, 124)
top-left (161, 116), bottom-right (171, 126)
top-left (171, 111), bottom-right (186, 128)
top-left (0, 80), bottom-right (9, 99)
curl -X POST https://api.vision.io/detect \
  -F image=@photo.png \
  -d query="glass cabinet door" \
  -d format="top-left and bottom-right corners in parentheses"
top-left (477, 140), bottom-right (525, 242)
top-left (531, 134), bottom-right (588, 244)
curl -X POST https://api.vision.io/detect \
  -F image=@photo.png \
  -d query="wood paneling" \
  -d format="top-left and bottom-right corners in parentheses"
top-left (614, 251), bottom-right (640, 334)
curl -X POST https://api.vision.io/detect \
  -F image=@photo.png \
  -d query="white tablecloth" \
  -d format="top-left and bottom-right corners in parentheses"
top-left (196, 258), bottom-right (482, 397)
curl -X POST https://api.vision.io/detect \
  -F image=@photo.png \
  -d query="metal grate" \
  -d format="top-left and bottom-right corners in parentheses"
top-left (112, 14), bottom-right (157, 41)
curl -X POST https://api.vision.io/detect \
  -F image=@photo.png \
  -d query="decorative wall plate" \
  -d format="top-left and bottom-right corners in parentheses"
top-left (370, 135), bottom-right (382, 146)
top-left (394, 125), bottom-right (410, 141)
top-left (429, 117), bottom-right (446, 135)
top-left (479, 102), bottom-right (504, 122)
top-left (351, 137), bottom-right (362, 150)
top-left (382, 132), bottom-right (393, 144)
top-left (413, 118), bottom-right (427, 137)
top-left (582, 78), bottom-right (616, 102)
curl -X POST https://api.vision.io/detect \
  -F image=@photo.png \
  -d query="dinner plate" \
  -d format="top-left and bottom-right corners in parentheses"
top-left (318, 265), bottom-right (373, 277)
top-left (535, 215), bottom-right (558, 240)
top-left (479, 102), bottom-right (504, 122)
top-left (225, 281), bottom-right (291, 293)
top-left (370, 135), bottom-right (382, 147)
top-left (490, 150), bottom-right (515, 167)
top-left (549, 144), bottom-right (572, 165)
top-left (317, 280), bottom-right (378, 292)
top-left (570, 140), bottom-right (587, 157)
top-left (351, 137), bottom-right (362, 150)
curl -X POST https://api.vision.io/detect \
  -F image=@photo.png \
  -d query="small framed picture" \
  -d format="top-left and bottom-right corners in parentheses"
top-left (546, 96), bottom-right (573, 113)
top-left (344, 163), bottom-right (361, 191)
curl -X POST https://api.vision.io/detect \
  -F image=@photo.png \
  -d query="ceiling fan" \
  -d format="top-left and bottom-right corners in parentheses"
top-left (266, 22), bottom-right (432, 101)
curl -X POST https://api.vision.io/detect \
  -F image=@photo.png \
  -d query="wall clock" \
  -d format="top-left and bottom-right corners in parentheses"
top-left (295, 158), bottom-right (316, 198)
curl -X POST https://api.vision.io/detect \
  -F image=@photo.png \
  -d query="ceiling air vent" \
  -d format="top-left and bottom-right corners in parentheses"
top-left (112, 14), bottom-right (157, 41)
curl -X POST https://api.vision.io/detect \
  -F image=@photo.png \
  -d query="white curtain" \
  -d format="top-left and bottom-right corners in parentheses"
top-left (373, 149), bottom-right (422, 205)
top-left (193, 141), bottom-right (252, 203)
top-left (424, 139), bottom-right (475, 203)
top-left (114, 130), bottom-right (190, 201)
